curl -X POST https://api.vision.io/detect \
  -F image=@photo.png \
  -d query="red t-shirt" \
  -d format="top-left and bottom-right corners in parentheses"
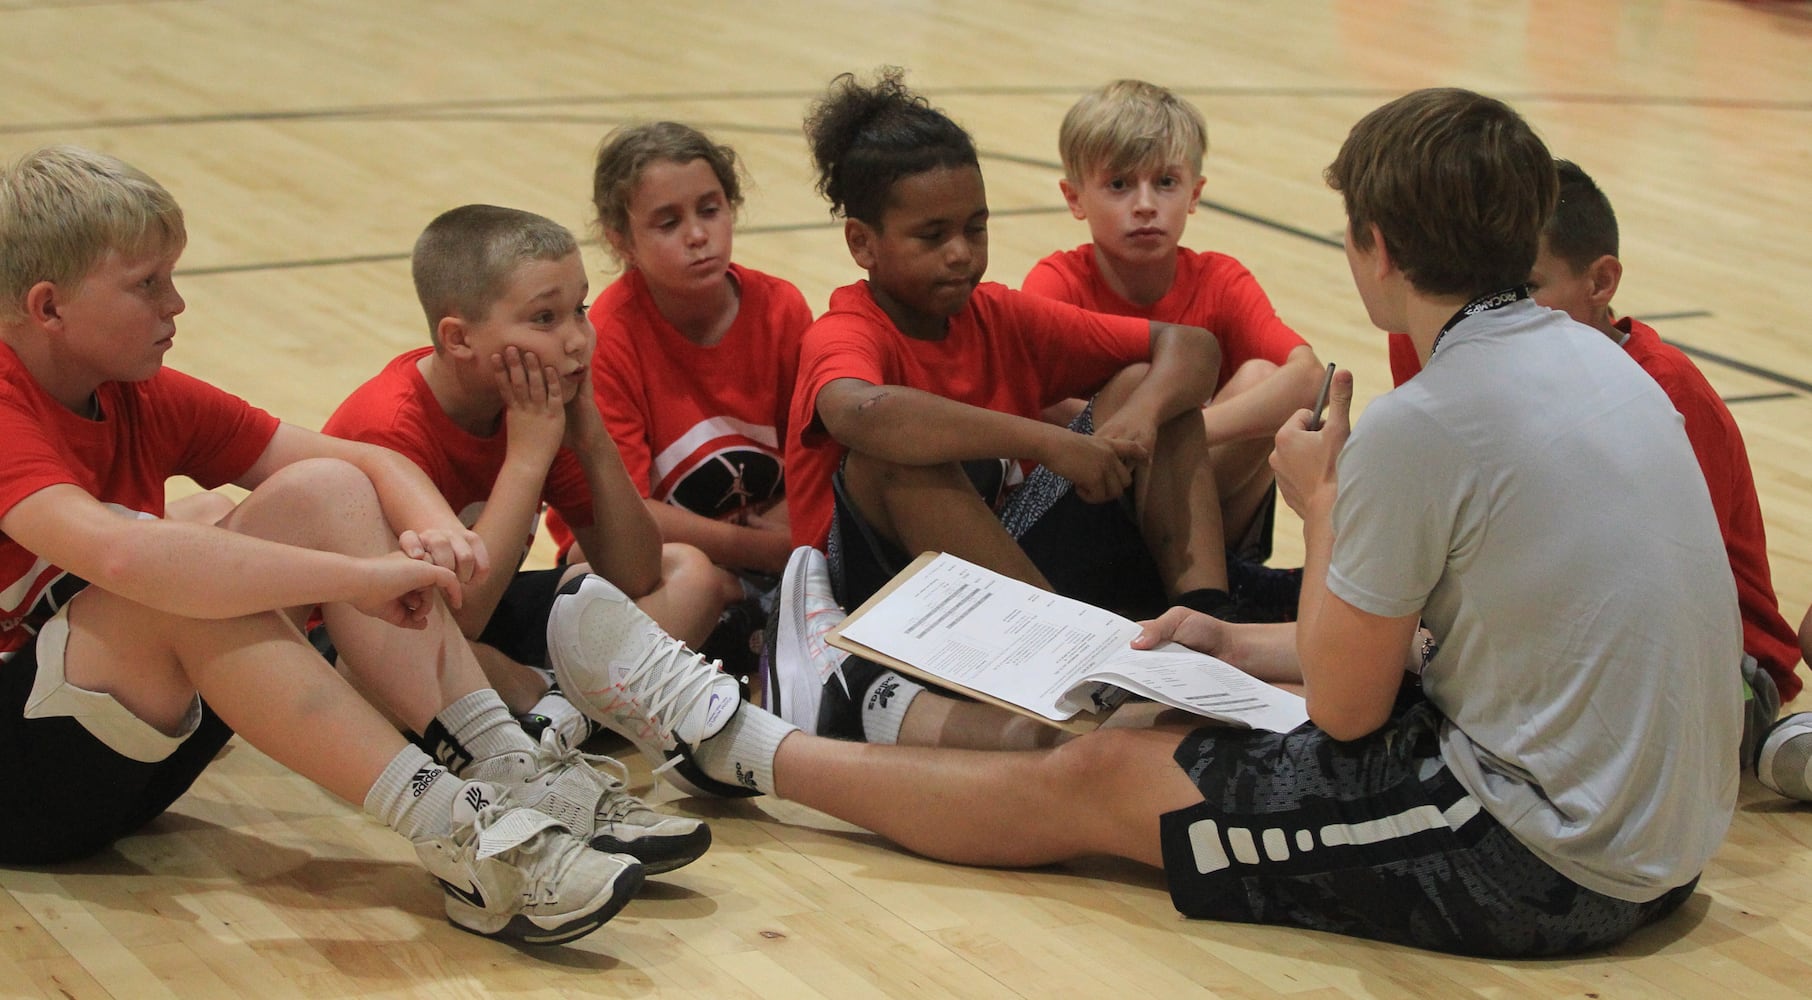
top-left (786, 280), bottom-right (1152, 549)
top-left (0, 344), bottom-right (278, 660)
top-left (1021, 245), bottom-right (1306, 389)
top-left (591, 263), bottom-right (810, 516)
top-left (322, 347), bottom-right (595, 534)
top-left (1389, 318), bottom-right (1803, 700)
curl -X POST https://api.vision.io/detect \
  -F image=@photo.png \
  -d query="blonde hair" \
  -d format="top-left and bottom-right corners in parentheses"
top-left (410, 204), bottom-right (579, 344)
top-left (1059, 80), bottom-right (1207, 183)
top-left (0, 145), bottom-right (186, 322)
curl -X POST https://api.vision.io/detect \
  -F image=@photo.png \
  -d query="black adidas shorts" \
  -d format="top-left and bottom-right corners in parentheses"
top-left (1159, 696), bottom-right (1696, 957)
top-left (826, 401), bottom-right (1165, 615)
top-left (0, 628), bottom-right (234, 864)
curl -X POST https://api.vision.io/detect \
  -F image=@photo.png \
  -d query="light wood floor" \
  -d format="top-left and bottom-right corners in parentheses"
top-left (4, 1), bottom-right (1811, 996)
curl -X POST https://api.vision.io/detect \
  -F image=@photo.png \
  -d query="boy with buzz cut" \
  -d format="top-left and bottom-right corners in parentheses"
top-left (324, 205), bottom-right (739, 765)
top-left (552, 87), bottom-right (1742, 955)
top-left (1022, 79), bottom-right (1325, 598)
top-left (0, 146), bottom-right (662, 945)
top-left (1385, 160), bottom-right (1809, 797)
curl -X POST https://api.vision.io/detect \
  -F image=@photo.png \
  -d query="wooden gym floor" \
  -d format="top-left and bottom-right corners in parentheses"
top-left (2, 1), bottom-right (1810, 996)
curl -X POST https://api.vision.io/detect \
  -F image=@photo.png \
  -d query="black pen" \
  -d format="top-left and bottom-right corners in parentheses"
top-left (1306, 362), bottom-right (1336, 431)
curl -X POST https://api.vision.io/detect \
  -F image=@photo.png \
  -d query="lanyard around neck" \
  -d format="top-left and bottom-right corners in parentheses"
top-left (1429, 284), bottom-right (1529, 358)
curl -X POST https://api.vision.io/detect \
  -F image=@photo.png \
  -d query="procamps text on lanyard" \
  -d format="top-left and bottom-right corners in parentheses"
top-left (1428, 285), bottom-right (1530, 359)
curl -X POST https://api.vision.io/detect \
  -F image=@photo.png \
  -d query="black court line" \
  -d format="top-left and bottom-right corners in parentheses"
top-left (1722, 392), bottom-right (1799, 405)
top-left (9, 84), bottom-right (1811, 137)
top-left (173, 205), bottom-right (1072, 278)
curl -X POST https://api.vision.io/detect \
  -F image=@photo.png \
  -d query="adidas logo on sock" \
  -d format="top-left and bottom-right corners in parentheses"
top-left (867, 676), bottom-right (899, 710)
top-left (733, 762), bottom-right (760, 791)
top-left (408, 766), bottom-right (443, 799)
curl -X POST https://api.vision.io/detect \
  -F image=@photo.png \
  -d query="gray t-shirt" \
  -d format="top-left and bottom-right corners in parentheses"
top-left (1328, 299), bottom-right (1741, 902)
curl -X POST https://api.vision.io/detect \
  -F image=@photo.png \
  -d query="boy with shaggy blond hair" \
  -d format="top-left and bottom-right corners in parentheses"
top-left (1024, 80), bottom-right (1324, 597)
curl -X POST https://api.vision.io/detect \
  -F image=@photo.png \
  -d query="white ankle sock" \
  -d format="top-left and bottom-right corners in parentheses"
top-left (691, 706), bottom-right (796, 795)
top-left (860, 670), bottom-right (924, 745)
top-left (364, 745), bottom-right (463, 842)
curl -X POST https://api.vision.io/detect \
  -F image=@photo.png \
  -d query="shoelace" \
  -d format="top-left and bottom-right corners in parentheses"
top-left (527, 733), bottom-right (648, 824)
top-left (620, 623), bottom-right (725, 742)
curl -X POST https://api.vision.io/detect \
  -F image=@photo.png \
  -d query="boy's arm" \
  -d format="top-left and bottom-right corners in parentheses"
top-left (2, 481), bottom-right (456, 627)
top-left (1271, 369), bottom-right (1416, 740)
top-left (565, 378), bottom-right (663, 598)
top-left (1199, 344), bottom-right (1326, 446)
top-left (444, 347), bottom-right (570, 637)
top-left (240, 423), bottom-right (487, 585)
top-left (817, 377), bottom-right (1146, 502)
top-left (1092, 321), bottom-right (1220, 453)
top-left (644, 500), bottom-right (792, 577)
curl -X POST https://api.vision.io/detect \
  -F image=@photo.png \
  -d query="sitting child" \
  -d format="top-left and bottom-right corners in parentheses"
top-left (1021, 79), bottom-right (1324, 591)
top-left (0, 146), bottom-right (666, 945)
top-left (322, 205), bottom-right (731, 788)
top-left (576, 121), bottom-right (814, 676)
top-left (786, 68), bottom-right (1235, 629)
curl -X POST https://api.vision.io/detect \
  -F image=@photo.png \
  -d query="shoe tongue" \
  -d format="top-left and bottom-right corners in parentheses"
top-left (450, 780), bottom-right (501, 827)
top-left (672, 673), bottom-right (741, 746)
top-left (450, 780), bottom-right (562, 858)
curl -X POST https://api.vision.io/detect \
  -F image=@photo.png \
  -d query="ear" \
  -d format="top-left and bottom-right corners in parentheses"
top-left (845, 218), bottom-right (878, 271)
top-left (1186, 174), bottom-right (1206, 213)
top-left (1365, 222), bottom-right (1395, 281)
top-left (1583, 254), bottom-right (1622, 312)
top-left (604, 227), bottom-right (635, 270)
top-left (1059, 178), bottom-right (1086, 220)
top-left (437, 315), bottom-right (474, 358)
top-left (22, 281), bottom-right (63, 330)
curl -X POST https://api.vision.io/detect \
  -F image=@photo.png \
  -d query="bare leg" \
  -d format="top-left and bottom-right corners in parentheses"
top-left (1093, 370), bottom-right (1228, 594)
top-left (608, 543), bottom-right (740, 649)
top-left (896, 692), bottom-right (1064, 751)
top-left (773, 725), bottom-right (1201, 867)
top-left (842, 451), bottom-right (1052, 591)
top-left (209, 458), bottom-right (492, 734)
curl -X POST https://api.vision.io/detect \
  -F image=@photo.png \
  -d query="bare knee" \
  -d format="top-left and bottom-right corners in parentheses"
top-left (222, 458), bottom-right (387, 549)
top-left (661, 542), bottom-right (742, 606)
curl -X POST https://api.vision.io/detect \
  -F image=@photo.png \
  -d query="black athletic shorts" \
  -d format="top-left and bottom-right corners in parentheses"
top-left (826, 401), bottom-right (1166, 615)
top-left (0, 612), bottom-right (234, 864)
top-left (1159, 695), bottom-right (1697, 957)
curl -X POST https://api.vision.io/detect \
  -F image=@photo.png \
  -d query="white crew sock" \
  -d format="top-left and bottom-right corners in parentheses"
top-left (364, 745), bottom-right (464, 842)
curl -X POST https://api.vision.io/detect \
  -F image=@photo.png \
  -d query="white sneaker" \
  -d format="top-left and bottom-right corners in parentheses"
top-left (547, 575), bottom-right (748, 797)
top-left (765, 546), bottom-right (852, 730)
top-left (1757, 712), bottom-right (1812, 802)
top-left (414, 781), bottom-right (643, 945)
top-left (507, 728), bottom-right (711, 875)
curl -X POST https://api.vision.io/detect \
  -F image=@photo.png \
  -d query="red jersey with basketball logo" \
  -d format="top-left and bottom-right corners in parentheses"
top-left (589, 263), bottom-right (810, 519)
top-left (0, 344), bottom-right (278, 660)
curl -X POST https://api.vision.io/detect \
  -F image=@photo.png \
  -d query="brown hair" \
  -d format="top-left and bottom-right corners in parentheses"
top-left (592, 122), bottom-right (742, 269)
top-left (411, 204), bottom-right (578, 343)
top-left (1325, 88), bottom-right (1556, 297)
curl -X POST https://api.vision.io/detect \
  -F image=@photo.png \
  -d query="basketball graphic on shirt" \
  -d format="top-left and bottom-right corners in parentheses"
top-left (665, 445), bottom-right (783, 520)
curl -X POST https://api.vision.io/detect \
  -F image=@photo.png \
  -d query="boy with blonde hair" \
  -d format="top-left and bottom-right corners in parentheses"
top-left (324, 205), bottom-right (738, 801)
top-left (1023, 80), bottom-right (1324, 611)
top-left (0, 147), bottom-right (654, 944)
